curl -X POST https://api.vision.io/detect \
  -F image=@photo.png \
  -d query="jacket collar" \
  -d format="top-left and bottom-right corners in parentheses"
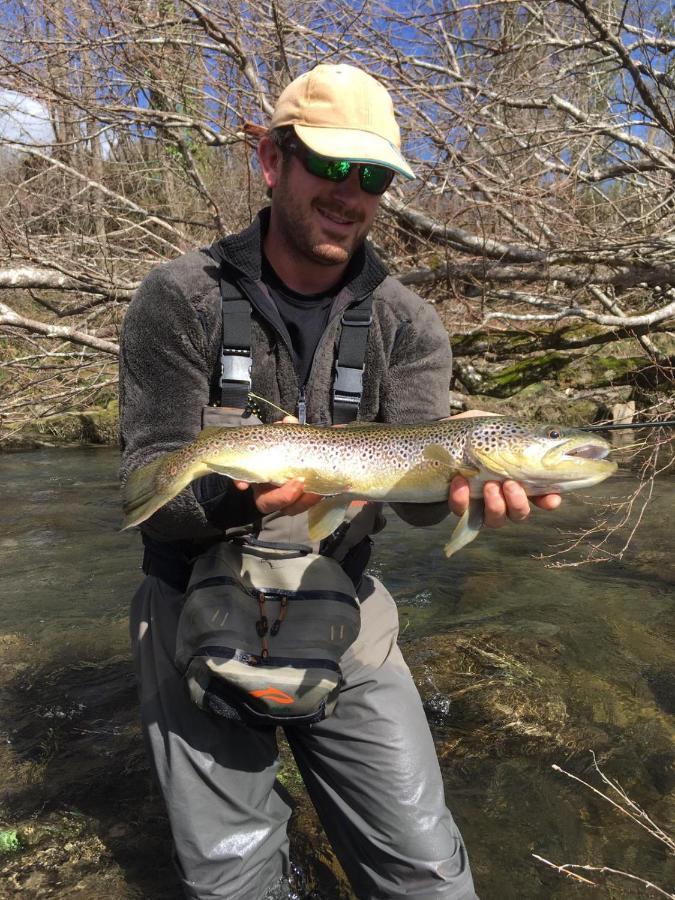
top-left (210, 207), bottom-right (389, 301)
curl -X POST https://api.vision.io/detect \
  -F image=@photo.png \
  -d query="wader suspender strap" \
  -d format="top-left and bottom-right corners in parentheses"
top-left (219, 280), bottom-right (252, 409)
top-left (217, 271), bottom-right (373, 424)
top-left (332, 293), bottom-right (373, 425)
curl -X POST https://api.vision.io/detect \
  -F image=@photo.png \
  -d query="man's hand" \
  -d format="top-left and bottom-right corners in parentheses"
top-left (235, 478), bottom-right (323, 516)
top-left (449, 477), bottom-right (561, 528)
top-left (447, 409), bottom-right (562, 527)
top-left (232, 415), bottom-right (323, 516)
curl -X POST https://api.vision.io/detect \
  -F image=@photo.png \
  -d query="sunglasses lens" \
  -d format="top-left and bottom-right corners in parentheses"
top-left (305, 152), bottom-right (352, 183)
top-left (299, 146), bottom-right (394, 195)
top-left (359, 164), bottom-right (394, 195)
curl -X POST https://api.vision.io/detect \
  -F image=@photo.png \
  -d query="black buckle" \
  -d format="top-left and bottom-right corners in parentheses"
top-left (341, 312), bottom-right (373, 327)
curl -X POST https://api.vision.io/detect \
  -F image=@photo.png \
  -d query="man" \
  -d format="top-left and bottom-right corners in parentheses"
top-left (120, 64), bottom-right (560, 900)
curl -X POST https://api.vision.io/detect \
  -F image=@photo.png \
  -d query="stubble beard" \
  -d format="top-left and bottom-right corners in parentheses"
top-left (273, 180), bottom-right (367, 268)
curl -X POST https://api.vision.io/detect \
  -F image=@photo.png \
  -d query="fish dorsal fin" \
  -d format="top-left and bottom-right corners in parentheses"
top-left (423, 444), bottom-right (479, 478)
top-left (307, 495), bottom-right (352, 542)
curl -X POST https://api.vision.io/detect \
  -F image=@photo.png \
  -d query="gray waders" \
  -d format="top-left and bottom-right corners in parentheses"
top-left (130, 570), bottom-right (478, 900)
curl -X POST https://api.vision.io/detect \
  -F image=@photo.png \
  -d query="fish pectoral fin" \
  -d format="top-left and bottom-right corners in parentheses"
top-left (443, 497), bottom-right (484, 558)
top-left (299, 470), bottom-right (351, 494)
top-left (423, 444), bottom-right (479, 479)
top-left (307, 495), bottom-right (352, 542)
top-left (470, 447), bottom-right (512, 479)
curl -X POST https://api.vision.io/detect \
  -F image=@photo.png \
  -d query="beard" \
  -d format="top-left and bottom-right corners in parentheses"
top-left (271, 171), bottom-right (370, 267)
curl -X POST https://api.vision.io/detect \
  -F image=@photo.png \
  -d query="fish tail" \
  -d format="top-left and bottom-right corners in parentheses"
top-left (121, 449), bottom-right (202, 530)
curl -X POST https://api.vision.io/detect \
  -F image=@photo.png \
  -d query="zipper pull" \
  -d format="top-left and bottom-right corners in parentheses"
top-left (297, 387), bottom-right (307, 425)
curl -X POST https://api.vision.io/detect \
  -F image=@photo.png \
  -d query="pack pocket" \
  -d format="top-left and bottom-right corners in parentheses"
top-left (176, 542), bottom-right (360, 726)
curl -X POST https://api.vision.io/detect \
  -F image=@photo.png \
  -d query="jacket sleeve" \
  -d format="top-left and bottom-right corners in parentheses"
top-left (380, 293), bottom-right (453, 527)
top-left (119, 263), bottom-right (258, 541)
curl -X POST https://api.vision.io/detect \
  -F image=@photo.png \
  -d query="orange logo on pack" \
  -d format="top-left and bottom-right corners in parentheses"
top-left (249, 687), bottom-right (295, 705)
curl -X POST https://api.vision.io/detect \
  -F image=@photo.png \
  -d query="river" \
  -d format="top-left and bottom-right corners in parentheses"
top-left (0, 447), bottom-right (673, 899)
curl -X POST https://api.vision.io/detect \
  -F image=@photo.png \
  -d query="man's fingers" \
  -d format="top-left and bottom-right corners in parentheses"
top-left (502, 480), bottom-right (531, 523)
top-left (253, 479), bottom-right (306, 514)
top-left (482, 481), bottom-right (509, 528)
top-left (448, 475), bottom-right (470, 517)
top-left (532, 493), bottom-right (562, 511)
top-left (234, 479), bottom-right (323, 515)
top-left (281, 491), bottom-right (324, 516)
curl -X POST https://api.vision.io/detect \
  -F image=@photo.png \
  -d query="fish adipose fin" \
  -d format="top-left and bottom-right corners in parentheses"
top-left (307, 495), bottom-right (352, 542)
top-left (444, 497), bottom-right (484, 557)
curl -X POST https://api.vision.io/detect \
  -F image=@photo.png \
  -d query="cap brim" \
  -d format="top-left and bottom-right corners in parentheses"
top-left (294, 124), bottom-right (415, 181)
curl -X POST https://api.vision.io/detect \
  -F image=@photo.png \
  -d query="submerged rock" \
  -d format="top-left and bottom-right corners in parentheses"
top-left (408, 629), bottom-right (575, 759)
top-left (643, 666), bottom-right (675, 716)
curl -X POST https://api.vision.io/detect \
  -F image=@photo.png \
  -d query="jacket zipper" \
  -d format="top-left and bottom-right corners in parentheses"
top-left (297, 386), bottom-right (307, 425)
top-left (235, 273), bottom-right (371, 426)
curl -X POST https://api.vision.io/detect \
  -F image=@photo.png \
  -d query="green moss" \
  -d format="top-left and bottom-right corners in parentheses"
top-left (4, 400), bottom-right (119, 450)
top-left (475, 346), bottom-right (646, 400)
top-left (0, 829), bottom-right (22, 855)
top-left (80, 400), bottom-right (119, 444)
top-left (480, 353), bottom-right (570, 398)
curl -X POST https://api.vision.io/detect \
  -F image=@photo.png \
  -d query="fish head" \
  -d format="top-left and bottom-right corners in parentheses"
top-left (466, 419), bottom-right (617, 492)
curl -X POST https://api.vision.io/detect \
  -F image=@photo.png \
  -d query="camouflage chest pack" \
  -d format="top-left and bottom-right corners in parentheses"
top-left (175, 541), bottom-right (361, 727)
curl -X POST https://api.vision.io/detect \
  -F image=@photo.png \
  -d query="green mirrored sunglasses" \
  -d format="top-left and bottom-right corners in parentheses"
top-left (291, 141), bottom-right (395, 195)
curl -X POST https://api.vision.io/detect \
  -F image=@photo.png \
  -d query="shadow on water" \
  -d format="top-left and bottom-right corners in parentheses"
top-left (0, 448), bottom-right (673, 898)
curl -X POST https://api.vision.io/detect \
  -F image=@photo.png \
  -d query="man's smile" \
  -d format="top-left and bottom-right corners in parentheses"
top-left (315, 204), bottom-right (360, 229)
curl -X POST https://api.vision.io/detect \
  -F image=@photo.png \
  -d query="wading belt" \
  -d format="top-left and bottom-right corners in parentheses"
top-left (216, 274), bottom-right (373, 424)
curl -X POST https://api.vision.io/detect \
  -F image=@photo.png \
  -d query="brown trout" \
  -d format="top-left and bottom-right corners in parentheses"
top-left (121, 417), bottom-right (616, 556)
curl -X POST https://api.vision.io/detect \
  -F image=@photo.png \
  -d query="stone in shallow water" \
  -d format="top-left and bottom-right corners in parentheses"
top-left (423, 693), bottom-right (452, 724)
top-left (643, 666), bottom-right (675, 715)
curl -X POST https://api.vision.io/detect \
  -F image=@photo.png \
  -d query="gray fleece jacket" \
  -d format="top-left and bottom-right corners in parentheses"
top-left (119, 208), bottom-right (452, 547)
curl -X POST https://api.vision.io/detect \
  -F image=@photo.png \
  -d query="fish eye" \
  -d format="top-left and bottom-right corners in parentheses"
top-left (547, 428), bottom-right (563, 440)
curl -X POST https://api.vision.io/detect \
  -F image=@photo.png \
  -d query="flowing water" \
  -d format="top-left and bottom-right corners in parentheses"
top-left (0, 447), bottom-right (673, 899)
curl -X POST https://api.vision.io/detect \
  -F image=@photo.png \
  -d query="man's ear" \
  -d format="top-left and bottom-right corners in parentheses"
top-left (257, 136), bottom-right (282, 191)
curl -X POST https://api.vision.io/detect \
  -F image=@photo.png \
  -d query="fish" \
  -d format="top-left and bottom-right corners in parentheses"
top-left (121, 417), bottom-right (617, 557)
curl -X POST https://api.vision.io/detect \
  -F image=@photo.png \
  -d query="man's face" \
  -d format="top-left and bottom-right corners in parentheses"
top-left (267, 145), bottom-right (382, 268)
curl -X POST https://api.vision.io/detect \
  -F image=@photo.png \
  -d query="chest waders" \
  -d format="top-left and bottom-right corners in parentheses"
top-left (177, 268), bottom-right (377, 727)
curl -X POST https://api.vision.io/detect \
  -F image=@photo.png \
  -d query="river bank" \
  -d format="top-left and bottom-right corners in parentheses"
top-left (3, 327), bottom-right (672, 452)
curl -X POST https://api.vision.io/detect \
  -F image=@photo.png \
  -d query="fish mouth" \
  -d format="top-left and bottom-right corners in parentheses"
top-left (563, 443), bottom-right (610, 460)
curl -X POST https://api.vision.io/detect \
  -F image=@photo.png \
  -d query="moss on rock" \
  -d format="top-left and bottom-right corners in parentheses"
top-left (4, 401), bottom-right (119, 450)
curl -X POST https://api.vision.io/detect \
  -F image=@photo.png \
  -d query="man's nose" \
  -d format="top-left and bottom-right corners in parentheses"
top-left (331, 166), bottom-right (362, 199)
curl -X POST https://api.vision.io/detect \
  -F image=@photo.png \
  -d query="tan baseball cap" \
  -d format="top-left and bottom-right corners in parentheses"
top-left (271, 64), bottom-right (415, 181)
